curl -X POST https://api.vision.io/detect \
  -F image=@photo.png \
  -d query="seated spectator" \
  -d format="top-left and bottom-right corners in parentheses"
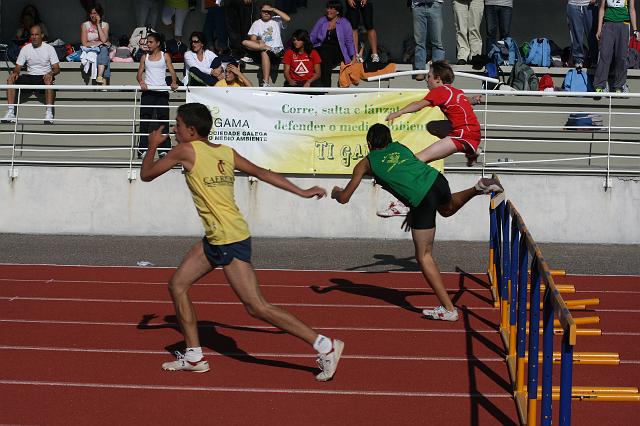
top-left (283, 29), bottom-right (322, 87)
top-left (16, 4), bottom-right (48, 41)
top-left (566, 0), bottom-right (599, 68)
top-left (111, 35), bottom-right (134, 62)
top-left (2, 25), bottom-right (59, 125)
top-left (184, 31), bottom-right (223, 85)
top-left (136, 32), bottom-right (179, 159)
top-left (346, 0), bottom-right (379, 62)
top-left (594, 0), bottom-right (639, 92)
top-left (214, 60), bottom-right (252, 87)
top-left (310, 1), bottom-right (357, 88)
top-left (80, 3), bottom-right (111, 86)
top-left (241, 2), bottom-right (290, 87)
top-left (162, 0), bottom-right (191, 43)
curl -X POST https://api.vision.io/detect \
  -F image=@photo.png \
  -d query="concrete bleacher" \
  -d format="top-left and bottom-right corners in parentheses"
top-left (0, 62), bottom-right (639, 173)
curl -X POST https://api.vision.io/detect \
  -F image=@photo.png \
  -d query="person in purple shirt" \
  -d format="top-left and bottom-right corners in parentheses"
top-left (310, 1), bottom-right (357, 87)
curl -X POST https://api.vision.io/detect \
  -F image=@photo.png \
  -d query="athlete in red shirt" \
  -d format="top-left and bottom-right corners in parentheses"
top-left (387, 60), bottom-right (482, 167)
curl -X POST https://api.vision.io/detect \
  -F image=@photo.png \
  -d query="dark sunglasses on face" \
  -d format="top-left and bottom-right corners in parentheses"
top-left (191, 39), bottom-right (201, 44)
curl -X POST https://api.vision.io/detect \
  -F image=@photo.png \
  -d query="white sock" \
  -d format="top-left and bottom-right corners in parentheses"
top-left (46, 107), bottom-right (53, 114)
top-left (313, 335), bottom-right (333, 354)
top-left (8, 106), bottom-right (15, 113)
top-left (185, 347), bottom-right (203, 361)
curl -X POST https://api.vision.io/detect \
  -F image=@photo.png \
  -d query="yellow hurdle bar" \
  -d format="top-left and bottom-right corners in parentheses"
top-left (527, 298), bottom-right (599, 310)
top-left (536, 393), bottom-right (640, 402)
top-left (526, 316), bottom-right (600, 328)
top-left (538, 386), bottom-right (639, 394)
top-left (530, 283), bottom-right (576, 293)
top-left (524, 351), bottom-right (620, 365)
top-left (525, 328), bottom-right (602, 336)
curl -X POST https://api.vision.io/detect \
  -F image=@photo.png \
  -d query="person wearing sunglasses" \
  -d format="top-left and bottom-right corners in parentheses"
top-left (184, 31), bottom-right (223, 86)
top-left (241, 1), bottom-right (290, 87)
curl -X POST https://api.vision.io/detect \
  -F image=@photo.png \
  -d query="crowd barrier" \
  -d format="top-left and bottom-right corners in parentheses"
top-left (0, 80), bottom-right (639, 182)
top-left (487, 175), bottom-right (640, 425)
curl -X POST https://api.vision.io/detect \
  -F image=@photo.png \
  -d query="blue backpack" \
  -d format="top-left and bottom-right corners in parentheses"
top-left (562, 68), bottom-right (592, 92)
top-left (525, 38), bottom-right (552, 67)
top-left (488, 37), bottom-right (519, 66)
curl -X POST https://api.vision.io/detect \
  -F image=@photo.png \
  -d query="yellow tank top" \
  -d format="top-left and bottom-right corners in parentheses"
top-left (185, 141), bottom-right (250, 245)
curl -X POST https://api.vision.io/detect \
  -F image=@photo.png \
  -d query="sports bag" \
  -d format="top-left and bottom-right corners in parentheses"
top-left (507, 61), bottom-right (538, 90)
top-left (525, 38), bottom-right (552, 67)
top-left (562, 68), bottom-right (591, 92)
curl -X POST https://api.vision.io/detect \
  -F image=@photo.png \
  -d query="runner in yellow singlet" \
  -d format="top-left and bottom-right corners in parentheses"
top-left (140, 103), bottom-right (344, 381)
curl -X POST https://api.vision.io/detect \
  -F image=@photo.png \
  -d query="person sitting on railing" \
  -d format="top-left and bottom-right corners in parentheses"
top-left (80, 3), bottom-right (111, 87)
top-left (2, 24), bottom-right (59, 125)
top-left (282, 29), bottom-right (322, 88)
top-left (136, 32), bottom-right (179, 159)
top-left (184, 31), bottom-right (223, 86)
top-left (310, 1), bottom-right (357, 88)
top-left (241, 1), bottom-right (290, 87)
top-left (331, 123), bottom-right (503, 322)
top-left (214, 60), bottom-right (252, 87)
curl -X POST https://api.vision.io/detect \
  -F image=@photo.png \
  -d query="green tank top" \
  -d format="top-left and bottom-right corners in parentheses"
top-left (604, 0), bottom-right (630, 23)
top-left (368, 142), bottom-right (439, 207)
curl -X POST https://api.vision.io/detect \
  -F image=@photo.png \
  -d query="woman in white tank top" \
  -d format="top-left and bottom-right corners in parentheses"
top-left (136, 33), bottom-right (179, 159)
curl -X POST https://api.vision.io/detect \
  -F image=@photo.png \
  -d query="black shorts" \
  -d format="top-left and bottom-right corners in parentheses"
top-left (345, 2), bottom-right (375, 30)
top-left (15, 74), bottom-right (54, 95)
top-left (202, 237), bottom-right (252, 267)
top-left (410, 173), bottom-right (452, 230)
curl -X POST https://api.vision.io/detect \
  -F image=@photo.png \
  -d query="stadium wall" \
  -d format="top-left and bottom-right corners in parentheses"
top-left (1, 166), bottom-right (638, 244)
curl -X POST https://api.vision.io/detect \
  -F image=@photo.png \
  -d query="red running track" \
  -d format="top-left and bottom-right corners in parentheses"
top-left (1, 264), bottom-right (638, 425)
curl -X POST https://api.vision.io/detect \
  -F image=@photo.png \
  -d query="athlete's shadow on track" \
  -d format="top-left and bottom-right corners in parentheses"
top-left (345, 254), bottom-right (419, 272)
top-left (137, 314), bottom-right (317, 374)
top-left (311, 278), bottom-right (428, 313)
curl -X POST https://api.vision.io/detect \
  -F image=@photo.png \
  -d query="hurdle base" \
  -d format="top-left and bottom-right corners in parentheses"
top-left (514, 390), bottom-right (528, 426)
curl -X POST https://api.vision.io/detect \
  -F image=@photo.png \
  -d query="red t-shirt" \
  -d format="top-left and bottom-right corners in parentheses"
top-left (424, 85), bottom-right (481, 134)
top-left (282, 49), bottom-right (321, 82)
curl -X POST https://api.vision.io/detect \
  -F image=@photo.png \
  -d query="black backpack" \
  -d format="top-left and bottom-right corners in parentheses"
top-left (507, 61), bottom-right (539, 91)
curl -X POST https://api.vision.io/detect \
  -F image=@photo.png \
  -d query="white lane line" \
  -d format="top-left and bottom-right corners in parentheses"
top-left (2, 296), bottom-right (640, 314)
top-left (0, 380), bottom-right (511, 398)
top-left (0, 278), bottom-right (489, 292)
top-left (0, 345), bottom-right (505, 362)
top-left (0, 319), bottom-right (500, 334)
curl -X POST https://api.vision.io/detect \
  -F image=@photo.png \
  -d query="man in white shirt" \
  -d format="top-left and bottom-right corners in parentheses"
top-left (2, 25), bottom-right (60, 124)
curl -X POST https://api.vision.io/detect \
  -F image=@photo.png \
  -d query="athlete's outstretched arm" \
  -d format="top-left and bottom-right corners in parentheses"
top-left (234, 150), bottom-right (326, 199)
top-left (331, 158), bottom-right (371, 204)
top-left (386, 99), bottom-right (432, 123)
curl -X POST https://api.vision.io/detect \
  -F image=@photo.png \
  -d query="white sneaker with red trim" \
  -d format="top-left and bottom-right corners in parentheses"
top-left (422, 306), bottom-right (459, 321)
top-left (376, 200), bottom-right (409, 217)
top-left (162, 351), bottom-right (210, 372)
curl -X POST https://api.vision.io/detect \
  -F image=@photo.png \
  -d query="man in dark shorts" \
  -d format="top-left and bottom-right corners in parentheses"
top-left (2, 25), bottom-right (59, 124)
top-left (140, 103), bottom-right (344, 381)
top-left (331, 123), bottom-right (503, 321)
top-left (346, 0), bottom-right (379, 62)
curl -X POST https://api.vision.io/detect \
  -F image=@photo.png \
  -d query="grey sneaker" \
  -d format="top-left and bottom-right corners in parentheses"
top-left (422, 306), bottom-right (459, 321)
top-left (162, 351), bottom-right (210, 373)
top-left (475, 177), bottom-right (503, 194)
top-left (315, 339), bottom-right (344, 382)
top-left (371, 53), bottom-right (380, 63)
top-left (2, 110), bottom-right (16, 123)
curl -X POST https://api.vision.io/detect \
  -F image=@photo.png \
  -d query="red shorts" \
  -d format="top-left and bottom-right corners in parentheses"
top-left (449, 128), bottom-right (481, 155)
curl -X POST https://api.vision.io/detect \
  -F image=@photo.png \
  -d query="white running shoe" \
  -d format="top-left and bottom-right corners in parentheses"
top-left (422, 306), bottom-right (459, 321)
top-left (44, 110), bottom-right (54, 125)
top-left (162, 351), bottom-right (210, 373)
top-left (376, 200), bottom-right (409, 217)
top-left (475, 177), bottom-right (503, 194)
top-left (240, 56), bottom-right (254, 63)
top-left (2, 110), bottom-right (16, 123)
top-left (315, 339), bottom-right (344, 382)
top-left (371, 53), bottom-right (380, 63)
